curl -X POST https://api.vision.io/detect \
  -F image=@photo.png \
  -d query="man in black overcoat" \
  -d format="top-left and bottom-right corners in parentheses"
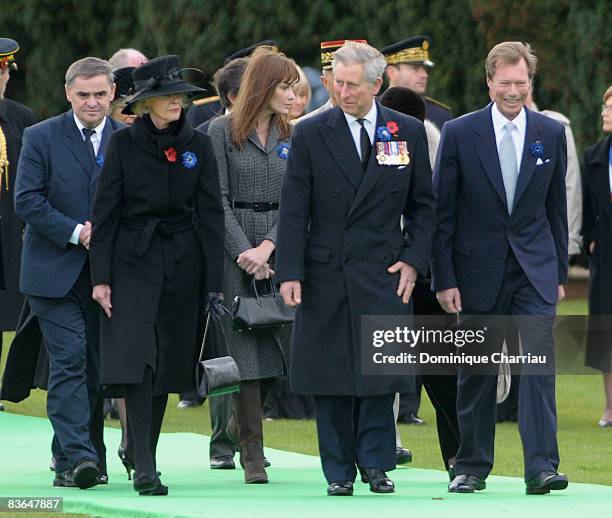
top-left (0, 38), bottom-right (36, 412)
top-left (276, 42), bottom-right (435, 496)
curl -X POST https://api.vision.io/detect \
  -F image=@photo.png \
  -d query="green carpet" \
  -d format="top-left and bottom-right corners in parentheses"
top-left (0, 412), bottom-right (610, 518)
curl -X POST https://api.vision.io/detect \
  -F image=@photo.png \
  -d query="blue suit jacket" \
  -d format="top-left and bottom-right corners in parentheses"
top-left (15, 111), bottom-right (122, 298)
top-left (430, 103), bottom-right (568, 311)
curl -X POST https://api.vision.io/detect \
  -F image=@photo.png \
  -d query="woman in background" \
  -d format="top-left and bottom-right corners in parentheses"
top-left (287, 63), bottom-right (311, 120)
top-left (583, 85), bottom-right (612, 427)
top-left (207, 46), bottom-right (297, 484)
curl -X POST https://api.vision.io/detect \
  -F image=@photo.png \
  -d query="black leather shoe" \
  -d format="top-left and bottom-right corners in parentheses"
top-left (133, 473), bottom-right (157, 494)
top-left (138, 476), bottom-right (168, 496)
top-left (525, 471), bottom-right (568, 495)
top-left (53, 470), bottom-right (76, 487)
top-left (72, 459), bottom-right (100, 489)
top-left (327, 481), bottom-right (353, 496)
top-left (210, 455), bottom-right (236, 469)
top-left (448, 474), bottom-right (486, 493)
top-left (97, 473), bottom-right (108, 484)
top-left (118, 447), bottom-right (134, 480)
top-left (404, 412), bottom-right (425, 425)
top-left (359, 468), bottom-right (395, 494)
top-left (395, 447), bottom-right (412, 465)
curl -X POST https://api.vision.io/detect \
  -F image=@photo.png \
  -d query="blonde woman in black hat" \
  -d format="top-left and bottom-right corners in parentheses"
top-left (207, 46), bottom-right (297, 484)
top-left (89, 55), bottom-right (225, 495)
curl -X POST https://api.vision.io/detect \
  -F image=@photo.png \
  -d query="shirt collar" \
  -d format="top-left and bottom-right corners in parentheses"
top-left (491, 101), bottom-right (526, 136)
top-left (73, 112), bottom-right (106, 139)
top-left (343, 100), bottom-right (377, 128)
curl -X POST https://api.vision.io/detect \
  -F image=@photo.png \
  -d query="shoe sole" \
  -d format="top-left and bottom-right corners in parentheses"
top-left (369, 487), bottom-right (395, 494)
top-left (449, 482), bottom-right (486, 493)
top-left (140, 485), bottom-right (169, 496)
top-left (396, 454), bottom-right (412, 465)
top-left (73, 466), bottom-right (100, 490)
top-left (327, 490), bottom-right (353, 496)
top-left (210, 464), bottom-right (236, 470)
top-left (526, 479), bottom-right (568, 495)
top-left (53, 480), bottom-right (77, 488)
top-left (245, 477), bottom-right (269, 484)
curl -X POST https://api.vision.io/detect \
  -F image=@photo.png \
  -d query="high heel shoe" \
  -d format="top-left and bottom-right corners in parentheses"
top-left (118, 447), bottom-right (134, 480)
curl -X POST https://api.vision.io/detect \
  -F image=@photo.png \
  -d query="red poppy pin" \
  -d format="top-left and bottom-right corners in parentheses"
top-left (386, 121), bottom-right (399, 135)
top-left (164, 147), bottom-right (177, 162)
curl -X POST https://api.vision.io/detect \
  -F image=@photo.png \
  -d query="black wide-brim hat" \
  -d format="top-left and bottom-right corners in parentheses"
top-left (122, 55), bottom-right (206, 114)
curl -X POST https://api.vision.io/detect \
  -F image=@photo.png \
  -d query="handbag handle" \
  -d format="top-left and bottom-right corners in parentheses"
top-left (250, 276), bottom-right (280, 303)
top-left (199, 300), bottom-right (232, 362)
top-left (198, 311), bottom-right (212, 363)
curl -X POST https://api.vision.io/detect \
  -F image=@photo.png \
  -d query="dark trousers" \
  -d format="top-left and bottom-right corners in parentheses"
top-left (313, 394), bottom-right (395, 484)
top-left (209, 394), bottom-right (236, 458)
top-left (405, 278), bottom-right (460, 469)
top-left (455, 251), bottom-right (559, 480)
top-left (29, 265), bottom-right (102, 473)
top-left (124, 366), bottom-right (168, 476)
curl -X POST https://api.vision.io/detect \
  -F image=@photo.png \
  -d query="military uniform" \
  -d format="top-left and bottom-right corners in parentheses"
top-left (382, 35), bottom-right (453, 131)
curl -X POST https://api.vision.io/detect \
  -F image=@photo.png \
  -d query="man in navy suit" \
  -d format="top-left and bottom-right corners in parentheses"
top-left (277, 42), bottom-right (434, 496)
top-left (15, 57), bottom-right (121, 488)
top-left (431, 42), bottom-right (569, 495)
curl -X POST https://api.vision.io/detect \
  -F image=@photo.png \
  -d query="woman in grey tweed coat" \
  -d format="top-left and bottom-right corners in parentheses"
top-left (207, 47), bottom-right (298, 484)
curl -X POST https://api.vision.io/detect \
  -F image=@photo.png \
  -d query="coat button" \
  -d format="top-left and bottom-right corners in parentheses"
top-left (343, 256), bottom-right (350, 264)
top-left (331, 189), bottom-right (340, 198)
top-left (391, 188), bottom-right (398, 196)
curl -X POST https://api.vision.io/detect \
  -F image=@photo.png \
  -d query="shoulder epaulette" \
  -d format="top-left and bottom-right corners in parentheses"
top-left (192, 95), bottom-right (220, 107)
top-left (425, 96), bottom-right (452, 112)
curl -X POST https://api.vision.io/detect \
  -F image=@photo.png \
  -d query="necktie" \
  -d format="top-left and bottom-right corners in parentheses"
top-left (357, 118), bottom-right (371, 170)
top-left (82, 127), bottom-right (96, 166)
top-left (499, 122), bottom-right (518, 214)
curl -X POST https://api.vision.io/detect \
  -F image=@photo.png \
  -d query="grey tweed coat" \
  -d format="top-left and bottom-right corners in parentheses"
top-left (207, 114), bottom-right (290, 380)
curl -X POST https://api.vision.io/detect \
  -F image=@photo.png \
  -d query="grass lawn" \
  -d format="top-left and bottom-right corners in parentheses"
top-left (2, 297), bottom-right (611, 495)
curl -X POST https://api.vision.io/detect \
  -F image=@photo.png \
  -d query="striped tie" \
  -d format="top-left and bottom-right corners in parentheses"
top-left (499, 122), bottom-right (518, 214)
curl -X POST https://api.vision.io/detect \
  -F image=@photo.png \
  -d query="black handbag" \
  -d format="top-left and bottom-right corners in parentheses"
top-left (231, 277), bottom-right (295, 332)
top-left (196, 303), bottom-right (241, 398)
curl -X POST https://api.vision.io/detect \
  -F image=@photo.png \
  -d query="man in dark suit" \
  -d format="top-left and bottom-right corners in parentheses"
top-left (431, 41), bottom-right (569, 495)
top-left (277, 41), bottom-right (434, 496)
top-left (15, 57), bottom-right (121, 488)
top-left (0, 37), bottom-right (36, 412)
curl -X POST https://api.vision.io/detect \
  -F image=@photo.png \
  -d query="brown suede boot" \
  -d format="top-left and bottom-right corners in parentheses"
top-left (233, 380), bottom-right (268, 483)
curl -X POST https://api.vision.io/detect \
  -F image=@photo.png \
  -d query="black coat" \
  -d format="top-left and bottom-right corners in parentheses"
top-left (0, 99), bottom-right (35, 329)
top-left (582, 135), bottom-right (612, 372)
top-left (90, 114), bottom-right (224, 393)
top-left (276, 103), bottom-right (435, 396)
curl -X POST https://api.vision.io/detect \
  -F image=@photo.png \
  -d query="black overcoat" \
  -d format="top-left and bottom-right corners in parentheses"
top-left (90, 115), bottom-right (224, 393)
top-left (276, 103), bottom-right (435, 396)
top-left (582, 135), bottom-right (612, 372)
top-left (0, 99), bottom-right (35, 329)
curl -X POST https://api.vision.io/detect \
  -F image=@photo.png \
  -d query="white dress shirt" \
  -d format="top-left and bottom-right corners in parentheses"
top-left (491, 102), bottom-right (526, 173)
top-left (73, 113), bottom-right (106, 156)
top-left (69, 115), bottom-right (107, 244)
top-left (343, 101), bottom-right (377, 161)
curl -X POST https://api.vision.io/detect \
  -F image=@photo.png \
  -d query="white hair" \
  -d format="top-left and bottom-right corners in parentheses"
top-left (332, 42), bottom-right (386, 84)
top-left (108, 48), bottom-right (148, 70)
